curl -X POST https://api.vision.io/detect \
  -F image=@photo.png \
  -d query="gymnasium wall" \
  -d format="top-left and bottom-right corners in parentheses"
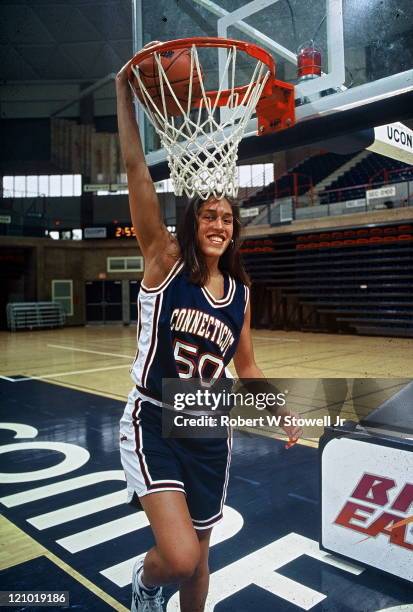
top-left (0, 193), bottom-right (175, 235)
top-left (0, 82), bottom-right (116, 120)
top-left (1, 113), bottom-right (119, 178)
top-left (1, 197), bottom-right (82, 232)
top-left (1, 198), bottom-right (412, 336)
top-left (1, 119), bottom-right (51, 172)
top-left (0, 236), bottom-right (142, 327)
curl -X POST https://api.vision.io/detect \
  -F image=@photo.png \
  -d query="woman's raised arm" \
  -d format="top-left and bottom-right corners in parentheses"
top-left (116, 59), bottom-right (174, 262)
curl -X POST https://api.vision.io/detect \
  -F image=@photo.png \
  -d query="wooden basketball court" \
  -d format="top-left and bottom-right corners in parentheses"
top-left (1, 326), bottom-right (412, 610)
top-left (2, 326), bottom-right (411, 389)
top-left (2, 326), bottom-right (412, 438)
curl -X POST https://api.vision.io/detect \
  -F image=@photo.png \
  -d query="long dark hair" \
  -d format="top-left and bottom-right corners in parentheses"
top-left (176, 196), bottom-right (250, 286)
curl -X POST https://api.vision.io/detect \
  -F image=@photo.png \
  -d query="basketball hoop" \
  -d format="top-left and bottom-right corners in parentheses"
top-left (128, 37), bottom-right (295, 200)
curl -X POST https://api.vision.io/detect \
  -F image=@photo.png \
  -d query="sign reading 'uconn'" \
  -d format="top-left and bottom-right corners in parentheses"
top-left (386, 125), bottom-right (413, 149)
top-left (368, 122), bottom-right (413, 164)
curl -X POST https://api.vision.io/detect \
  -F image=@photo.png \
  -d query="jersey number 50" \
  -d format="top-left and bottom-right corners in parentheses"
top-left (173, 340), bottom-right (224, 386)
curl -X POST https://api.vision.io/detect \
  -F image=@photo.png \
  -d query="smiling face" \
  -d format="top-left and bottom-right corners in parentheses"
top-left (196, 197), bottom-right (234, 259)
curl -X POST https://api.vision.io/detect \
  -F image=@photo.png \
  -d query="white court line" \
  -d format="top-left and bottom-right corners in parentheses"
top-left (0, 376), bottom-right (17, 382)
top-left (28, 491), bottom-right (125, 529)
top-left (252, 335), bottom-right (301, 343)
top-left (57, 513), bottom-right (149, 553)
top-left (47, 344), bottom-right (131, 359)
top-left (8, 363), bottom-right (129, 382)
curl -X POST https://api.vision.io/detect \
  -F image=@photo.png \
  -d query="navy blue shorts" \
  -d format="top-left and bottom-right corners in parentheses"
top-left (120, 387), bottom-right (232, 529)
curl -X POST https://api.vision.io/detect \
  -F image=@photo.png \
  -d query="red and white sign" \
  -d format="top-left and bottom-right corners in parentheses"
top-left (321, 437), bottom-right (413, 582)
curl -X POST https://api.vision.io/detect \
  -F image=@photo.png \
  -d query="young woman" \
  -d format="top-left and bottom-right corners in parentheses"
top-left (116, 50), bottom-right (302, 612)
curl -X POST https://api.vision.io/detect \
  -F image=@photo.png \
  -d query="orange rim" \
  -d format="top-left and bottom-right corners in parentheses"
top-left (128, 36), bottom-right (277, 101)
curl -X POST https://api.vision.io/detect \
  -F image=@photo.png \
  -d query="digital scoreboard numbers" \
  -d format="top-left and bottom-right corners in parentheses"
top-left (83, 224), bottom-right (175, 239)
top-left (115, 225), bottom-right (136, 238)
top-left (114, 224), bottom-right (175, 238)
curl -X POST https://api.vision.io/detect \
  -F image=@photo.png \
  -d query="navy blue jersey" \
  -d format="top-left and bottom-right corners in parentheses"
top-left (130, 260), bottom-right (249, 398)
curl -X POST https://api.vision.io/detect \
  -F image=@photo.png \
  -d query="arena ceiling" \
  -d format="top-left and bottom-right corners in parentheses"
top-left (1, 0), bottom-right (133, 82)
top-left (2, 0), bottom-right (412, 84)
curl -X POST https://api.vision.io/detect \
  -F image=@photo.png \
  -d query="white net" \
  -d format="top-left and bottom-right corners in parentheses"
top-left (130, 44), bottom-right (270, 200)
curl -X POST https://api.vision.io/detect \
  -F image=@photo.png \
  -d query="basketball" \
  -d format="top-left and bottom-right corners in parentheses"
top-left (133, 47), bottom-right (203, 116)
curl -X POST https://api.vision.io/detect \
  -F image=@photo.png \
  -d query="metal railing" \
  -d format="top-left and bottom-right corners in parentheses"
top-left (368, 166), bottom-right (413, 188)
top-left (7, 302), bottom-right (66, 331)
top-left (241, 174), bottom-right (413, 226)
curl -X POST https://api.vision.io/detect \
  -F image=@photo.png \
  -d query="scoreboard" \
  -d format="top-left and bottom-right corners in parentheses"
top-left (114, 225), bottom-right (136, 238)
top-left (82, 224), bottom-right (176, 239)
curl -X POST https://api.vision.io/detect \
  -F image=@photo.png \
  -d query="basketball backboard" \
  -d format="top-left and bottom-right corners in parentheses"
top-left (132, 0), bottom-right (413, 179)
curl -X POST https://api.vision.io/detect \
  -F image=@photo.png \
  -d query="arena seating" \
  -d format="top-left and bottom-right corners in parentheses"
top-left (241, 224), bottom-right (413, 337)
top-left (241, 152), bottom-right (413, 214)
top-left (320, 153), bottom-right (413, 204)
top-left (242, 152), bottom-right (355, 208)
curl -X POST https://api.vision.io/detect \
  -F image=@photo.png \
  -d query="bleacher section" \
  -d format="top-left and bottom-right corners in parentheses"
top-left (242, 152), bottom-right (355, 208)
top-left (320, 153), bottom-right (413, 204)
top-left (241, 223), bottom-right (413, 338)
top-left (6, 302), bottom-right (66, 331)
